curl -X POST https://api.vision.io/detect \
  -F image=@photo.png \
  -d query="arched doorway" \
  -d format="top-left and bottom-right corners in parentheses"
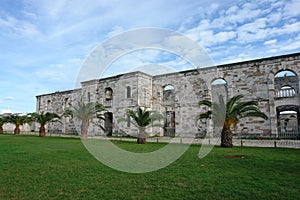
top-left (104, 112), bottom-right (113, 136)
top-left (163, 85), bottom-right (175, 137)
top-left (276, 105), bottom-right (300, 139)
top-left (274, 70), bottom-right (299, 139)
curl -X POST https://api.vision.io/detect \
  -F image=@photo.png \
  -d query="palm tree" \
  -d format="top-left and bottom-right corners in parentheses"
top-left (197, 94), bottom-right (268, 147)
top-left (126, 106), bottom-right (163, 144)
top-left (0, 116), bottom-right (9, 134)
top-left (64, 99), bottom-right (105, 140)
top-left (7, 114), bottom-right (30, 135)
top-left (30, 112), bottom-right (61, 137)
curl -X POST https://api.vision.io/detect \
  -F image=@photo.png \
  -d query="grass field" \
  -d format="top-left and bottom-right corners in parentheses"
top-left (0, 134), bottom-right (299, 199)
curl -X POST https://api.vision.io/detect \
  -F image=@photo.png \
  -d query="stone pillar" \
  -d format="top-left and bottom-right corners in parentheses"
top-left (268, 76), bottom-right (278, 137)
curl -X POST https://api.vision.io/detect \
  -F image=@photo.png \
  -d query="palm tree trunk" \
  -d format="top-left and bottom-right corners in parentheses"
top-left (137, 128), bottom-right (146, 144)
top-left (221, 126), bottom-right (233, 148)
top-left (14, 125), bottom-right (20, 135)
top-left (39, 125), bottom-right (46, 137)
top-left (81, 120), bottom-right (88, 140)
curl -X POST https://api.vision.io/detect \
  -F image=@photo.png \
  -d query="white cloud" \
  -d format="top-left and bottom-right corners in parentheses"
top-left (130, 64), bottom-right (177, 76)
top-left (279, 34), bottom-right (300, 51)
top-left (236, 18), bottom-right (269, 43)
top-left (102, 49), bottom-right (194, 78)
top-left (4, 96), bottom-right (14, 101)
top-left (225, 5), bottom-right (239, 15)
top-left (35, 58), bottom-right (82, 85)
top-left (264, 39), bottom-right (277, 45)
top-left (35, 69), bottom-right (64, 81)
top-left (283, 0), bottom-right (300, 17)
top-left (210, 2), bottom-right (264, 28)
top-left (280, 21), bottom-right (300, 34)
top-left (21, 0), bottom-right (207, 42)
top-left (0, 15), bottom-right (40, 38)
top-left (107, 26), bottom-right (125, 38)
top-left (268, 12), bottom-right (282, 24)
top-left (0, 109), bottom-right (12, 114)
top-left (214, 31), bottom-right (237, 43)
top-left (178, 0), bottom-right (300, 64)
top-left (185, 27), bottom-right (237, 47)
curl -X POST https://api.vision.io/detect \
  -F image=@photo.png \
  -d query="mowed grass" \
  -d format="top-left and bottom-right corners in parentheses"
top-left (0, 135), bottom-right (299, 200)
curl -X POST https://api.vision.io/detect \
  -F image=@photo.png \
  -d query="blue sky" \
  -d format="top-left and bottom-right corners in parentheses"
top-left (0, 0), bottom-right (299, 114)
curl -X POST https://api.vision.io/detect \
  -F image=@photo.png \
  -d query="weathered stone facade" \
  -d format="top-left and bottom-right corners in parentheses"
top-left (36, 53), bottom-right (300, 138)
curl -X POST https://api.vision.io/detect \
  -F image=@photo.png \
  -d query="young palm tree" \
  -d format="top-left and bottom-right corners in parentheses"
top-left (30, 112), bottom-right (61, 137)
top-left (197, 94), bottom-right (268, 147)
top-left (126, 106), bottom-right (163, 144)
top-left (7, 114), bottom-right (30, 135)
top-left (0, 116), bottom-right (9, 134)
top-left (64, 99), bottom-right (105, 140)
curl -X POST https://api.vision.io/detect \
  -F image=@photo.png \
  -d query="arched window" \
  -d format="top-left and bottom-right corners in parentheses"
top-left (275, 70), bottom-right (297, 78)
top-left (47, 100), bottom-right (51, 110)
top-left (126, 86), bottom-right (131, 98)
top-left (212, 79), bottom-right (227, 85)
top-left (275, 70), bottom-right (298, 98)
top-left (105, 88), bottom-right (113, 101)
top-left (63, 98), bottom-right (69, 109)
top-left (163, 85), bottom-right (175, 102)
top-left (211, 78), bottom-right (227, 101)
top-left (164, 85), bottom-right (174, 90)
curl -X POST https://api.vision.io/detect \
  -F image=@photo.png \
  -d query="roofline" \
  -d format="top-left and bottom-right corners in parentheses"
top-left (214, 51), bottom-right (300, 69)
top-left (36, 88), bottom-right (82, 98)
top-left (154, 52), bottom-right (300, 77)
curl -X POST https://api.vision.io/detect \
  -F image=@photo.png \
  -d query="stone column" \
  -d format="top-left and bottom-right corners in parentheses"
top-left (267, 77), bottom-right (278, 137)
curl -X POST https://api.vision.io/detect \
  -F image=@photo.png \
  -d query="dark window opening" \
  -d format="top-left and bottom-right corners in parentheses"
top-left (126, 86), bottom-right (131, 98)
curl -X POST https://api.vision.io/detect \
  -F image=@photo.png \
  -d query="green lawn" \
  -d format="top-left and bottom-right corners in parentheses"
top-left (0, 135), bottom-right (299, 200)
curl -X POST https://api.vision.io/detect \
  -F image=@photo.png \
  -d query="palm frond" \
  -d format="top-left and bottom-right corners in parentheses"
top-left (7, 115), bottom-right (29, 126)
top-left (197, 94), bottom-right (268, 131)
top-left (30, 111), bottom-right (61, 125)
top-left (198, 100), bottom-right (212, 107)
top-left (149, 112), bottom-right (164, 122)
top-left (241, 111), bottom-right (268, 120)
top-left (226, 94), bottom-right (244, 115)
top-left (0, 116), bottom-right (9, 125)
top-left (63, 109), bottom-right (73, 117)
top-left (232, 101), bottom-right (258, 115)
top-left (198, 111), bottom-right (212, 119)
top-left (125, 107), bottom-right (163, 129)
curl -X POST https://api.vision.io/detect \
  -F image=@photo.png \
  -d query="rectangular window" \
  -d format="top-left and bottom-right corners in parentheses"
top-left (126, 86), bottom-right (131, 98)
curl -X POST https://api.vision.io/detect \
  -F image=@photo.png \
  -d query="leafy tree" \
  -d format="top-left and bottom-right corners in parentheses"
top-left (197, 94), bottom-right (268, 147)
top-left (7, 114), bottom-right (31, 135)
top-left (30, 112), bottom-right (61, 137)
top-left (124, 106), bottom-right (163, 144)
top-left (0, 116), bottom-right (9, 134)
top-left (64, 99), bottom-right (106, 139)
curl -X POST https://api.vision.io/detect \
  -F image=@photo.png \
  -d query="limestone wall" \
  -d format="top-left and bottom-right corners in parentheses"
top-left (35, 53), bottom-right (300, 138)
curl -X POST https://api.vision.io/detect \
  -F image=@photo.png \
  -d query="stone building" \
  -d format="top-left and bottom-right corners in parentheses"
top-left (36, 53), bottom-right (300, 138)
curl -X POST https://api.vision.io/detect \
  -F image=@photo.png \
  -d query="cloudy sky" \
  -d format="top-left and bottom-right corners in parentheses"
top-left (0, 0), bottom-right (299, 114)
